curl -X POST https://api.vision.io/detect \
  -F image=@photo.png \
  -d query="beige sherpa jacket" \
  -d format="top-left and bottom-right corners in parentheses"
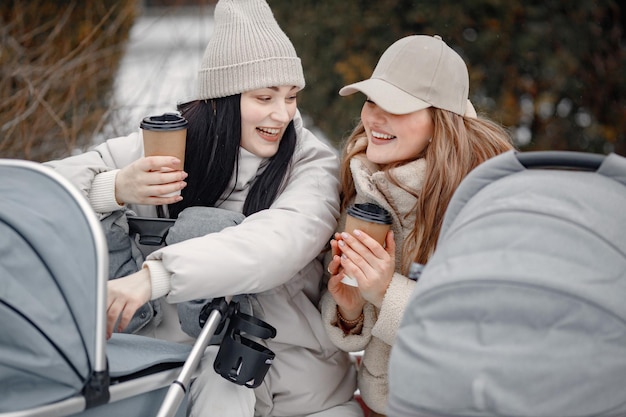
top-left (321, 143), bottom-right (425, 415)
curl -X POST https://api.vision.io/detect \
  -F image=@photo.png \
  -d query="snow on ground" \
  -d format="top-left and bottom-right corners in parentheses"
top-left (100, 6), bottom-right (214, 140)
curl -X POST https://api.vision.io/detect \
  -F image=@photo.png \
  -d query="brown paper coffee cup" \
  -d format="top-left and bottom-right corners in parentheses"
top-left (341, 203), bottom-right (392, 286)
top-left (344, 216), bottom-right (391, 246)
top-left (140, 113), bottom-right (188, 197)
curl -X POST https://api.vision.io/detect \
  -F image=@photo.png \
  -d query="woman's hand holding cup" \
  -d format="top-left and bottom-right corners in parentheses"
top-left (115, 156), bottom-right (187, 205)
top-left (337, 228), bottom-right (395, 309)
top-left (339, 203), bottom-right (393, 287)
top-left (139, 112), bottom-right (188, 198)
top-left (114, 112), bottom-right (189, 205)
top-left (327, 236), bottom-right (366, 318)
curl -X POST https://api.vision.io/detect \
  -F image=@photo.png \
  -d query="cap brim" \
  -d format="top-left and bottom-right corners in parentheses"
top-left (339, 78), bottom-right (431, 115)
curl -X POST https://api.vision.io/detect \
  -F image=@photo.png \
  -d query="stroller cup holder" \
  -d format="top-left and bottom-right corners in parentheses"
top-left (203, 301), bottom-right (277, 388)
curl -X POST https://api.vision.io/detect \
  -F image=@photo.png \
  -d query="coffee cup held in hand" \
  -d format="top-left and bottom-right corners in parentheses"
top-left (140, 113), bottom-right (188, 197)
top-left (341, 203), bottom-right (393, 287)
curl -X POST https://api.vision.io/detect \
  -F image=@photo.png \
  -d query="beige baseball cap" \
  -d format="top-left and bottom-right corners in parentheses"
top-left (339, 35), bottom-right (469, 116)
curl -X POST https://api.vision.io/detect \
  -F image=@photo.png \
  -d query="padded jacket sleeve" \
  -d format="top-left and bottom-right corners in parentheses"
top-left (147, 129), bottom-right (341, 302)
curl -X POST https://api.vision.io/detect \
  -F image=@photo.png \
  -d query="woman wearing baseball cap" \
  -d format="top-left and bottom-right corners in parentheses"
top-left (321, 35), bottom-right (515, 416)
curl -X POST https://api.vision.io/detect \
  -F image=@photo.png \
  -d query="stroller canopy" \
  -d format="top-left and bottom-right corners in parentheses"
top-left (0, 161), bottom-right (108, 412)
top-left (388, 151), bottom-right (626, 417)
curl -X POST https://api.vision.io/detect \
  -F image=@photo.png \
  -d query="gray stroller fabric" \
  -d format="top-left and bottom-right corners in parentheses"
top-left (107, 333), bottom-right (191, 378)
top-left (171, 207), bottom-right (258, 342)
top-left (0, 160), bottom-right (193, 416)
top-left (0, 163), bottom-right (98, 412)
top-left (388, 151), bottom-right (626, 417)
top-left (103, 209), bottom-right (162, 335)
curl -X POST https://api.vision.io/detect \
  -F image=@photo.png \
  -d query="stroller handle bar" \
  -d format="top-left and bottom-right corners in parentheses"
top-left (156, 297), bottom-right (231, 417)
top-left (516, 150), bottom-right (605, 171)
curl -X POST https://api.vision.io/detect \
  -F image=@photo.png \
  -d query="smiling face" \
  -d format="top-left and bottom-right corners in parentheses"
top-left (361, 99), bottom-right (434, 165)
top-left (240, 86), bottom-right (299, 158)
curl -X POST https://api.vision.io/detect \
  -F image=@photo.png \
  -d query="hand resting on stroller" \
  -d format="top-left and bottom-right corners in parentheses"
top-left (107, 267), bottom-right (153, 338)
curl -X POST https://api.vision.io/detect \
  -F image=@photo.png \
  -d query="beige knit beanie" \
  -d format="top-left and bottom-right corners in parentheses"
top-left (198, 0), bottom-right (305, 100)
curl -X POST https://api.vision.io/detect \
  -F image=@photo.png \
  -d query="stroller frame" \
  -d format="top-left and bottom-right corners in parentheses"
top-left (0, 159), bottom-right (208, 417)
top-left (1, 158), bottom-right (275, 417)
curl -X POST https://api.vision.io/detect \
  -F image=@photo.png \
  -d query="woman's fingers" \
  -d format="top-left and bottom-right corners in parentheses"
top-left (140, 155), bottom-right (183, 173)
top-left (327, 253), bottom-right (341, 275)
top-left (338, 230), bottom-right (382, 280)
top-left (106, 289), bottom-right (135, 337)
top-left (327, 271), bottom-right (365, 313)
top-left (330, 238), bottom-right (341, 260)
top-left (106, 296), bottom-right (134, 339)
top-left (115, 156), bottom-right (187, 204)
top-left (339, 229), bottom-right (395, 307)
top-left (106, 298), bottom-right (122, 339)
top-left (106, 269), bottom-right (152, 337)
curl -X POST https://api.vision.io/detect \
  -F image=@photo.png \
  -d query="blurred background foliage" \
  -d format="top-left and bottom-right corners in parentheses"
top-left (271, 0), bottom-right (626, 154)
top-left (0, 0), bottom-right (139, 161)
top-left (0, 0), bottom-right (624, 161)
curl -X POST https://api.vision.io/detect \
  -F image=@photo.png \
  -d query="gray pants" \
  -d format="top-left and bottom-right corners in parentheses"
top-left (164, 207), bottom-right (250, 343)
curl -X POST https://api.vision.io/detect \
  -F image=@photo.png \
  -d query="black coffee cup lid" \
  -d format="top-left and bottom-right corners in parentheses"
top-left (140, 113), bottom-right (188, 131)
top-left (347, 203), bottom-right (392, 225)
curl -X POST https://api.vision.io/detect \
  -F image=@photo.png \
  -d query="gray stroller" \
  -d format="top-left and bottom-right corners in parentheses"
top-left (0, 159), bottom-right (275, 417)
top-left (388, 150), bottom-right (626, 417)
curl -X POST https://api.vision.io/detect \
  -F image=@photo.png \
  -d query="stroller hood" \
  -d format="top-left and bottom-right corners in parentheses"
top-left (0, 161), bottom-right (108, 412)
top-left (388, 151), bottom-right (626, 417)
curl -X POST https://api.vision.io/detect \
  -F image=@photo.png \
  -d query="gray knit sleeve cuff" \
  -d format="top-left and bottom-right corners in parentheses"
top-left (143, 260), bottom-right (171, 300)
top-left (88, 169), bottom-right (124, 213)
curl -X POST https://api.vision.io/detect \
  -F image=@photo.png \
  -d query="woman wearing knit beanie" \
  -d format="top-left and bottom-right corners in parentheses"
top-left (45, 0), bottom-right (363, 416)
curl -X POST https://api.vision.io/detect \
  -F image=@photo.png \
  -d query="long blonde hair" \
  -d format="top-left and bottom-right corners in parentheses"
top-left (339, 108), bottom-right (515, 273)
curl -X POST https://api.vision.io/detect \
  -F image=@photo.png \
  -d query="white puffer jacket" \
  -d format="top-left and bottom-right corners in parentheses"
top-left (45, 111), bottom-right (357, 416)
